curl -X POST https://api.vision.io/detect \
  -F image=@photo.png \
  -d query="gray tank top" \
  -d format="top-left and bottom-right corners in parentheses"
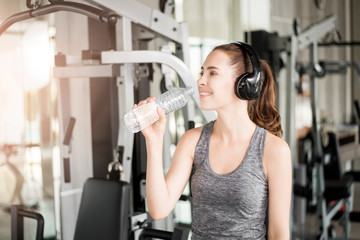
top-left (191, 120), bottom-right (268, 240)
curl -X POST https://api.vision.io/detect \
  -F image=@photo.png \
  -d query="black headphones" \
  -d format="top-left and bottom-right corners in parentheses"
top-left (231, 42), bottom-right (263, 100)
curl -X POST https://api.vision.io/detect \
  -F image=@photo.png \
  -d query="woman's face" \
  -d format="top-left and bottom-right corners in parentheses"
top-left (197, 50), bottom-right (239, 111)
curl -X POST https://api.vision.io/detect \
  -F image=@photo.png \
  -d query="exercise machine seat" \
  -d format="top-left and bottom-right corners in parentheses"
top-left (346, 171), bottom-right (360, 181)
top-left (323, 132), bottom-right (342, 180)
top-left (74, 178), bottom-right (130, 240)
top-left (322, 132), bottom-right (354, 201)
top-left (346, 171), bottom-right (360, 222)
top-left (324, 173), bottom-right (353, 201)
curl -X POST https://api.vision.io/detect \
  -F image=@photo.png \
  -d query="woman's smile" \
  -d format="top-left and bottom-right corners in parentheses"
top-left (199, 90), bottom-right (213, 98)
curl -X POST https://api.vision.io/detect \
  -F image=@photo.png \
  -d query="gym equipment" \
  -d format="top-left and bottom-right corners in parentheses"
top-left (11, 178), bottom-right (189, 240)
top-left (293, 130), bottom-right (355, 239)
top-left (139, 228), bottom-right (189, 240)
top-left (246, 15), bottom-right (338, 161)
top-left (11, 205), bottom-right (44, 240)
top-left (63, 117), bottom-right (76, 183)
top-left (320, 131), bottom-right (353, 238)
top-left (52, 0), bottom-right (209, 236)
top-left (1, 0), bottom-right (206, 237)
top-left (291, 63), bottom-right (360, 239)
top-left (107, 146), bottom-right (125, 181)
top-left (0, 1), bottom-right (119, 36)
top-left (285, 15), bottom-right (340, 239)
top-left (355, 100), bottom-right (360, 144)
top-left (11, 178), bottom-right (130, 240)
top-left (73, 178), bottom-right (130, 240)
top-left (231, 42), bottom-right (263, 100)
top-left (324, 131), bottom-right (360, 223)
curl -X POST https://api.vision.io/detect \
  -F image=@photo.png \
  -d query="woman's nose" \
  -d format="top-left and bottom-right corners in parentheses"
top-left (197, 75), bottom-right (206, 86)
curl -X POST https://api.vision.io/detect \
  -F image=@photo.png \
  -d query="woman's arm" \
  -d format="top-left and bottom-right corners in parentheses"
top-left (139, 98), bottom-right (200, 220)
top-left (146, 128), bottom-right (198, 220)
top-left (264, 134), bottom-right (292, 240)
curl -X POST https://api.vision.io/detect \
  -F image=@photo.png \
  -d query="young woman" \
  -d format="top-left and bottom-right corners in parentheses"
top-left (134, 42), bottom-right (292, 239)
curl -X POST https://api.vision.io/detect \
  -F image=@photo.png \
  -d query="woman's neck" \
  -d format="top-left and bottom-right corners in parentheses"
top-left (213, 106), bottom-right (256, 144)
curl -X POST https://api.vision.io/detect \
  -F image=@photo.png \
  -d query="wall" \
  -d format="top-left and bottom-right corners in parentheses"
top-left (182, 0), bottom-right (271, 41)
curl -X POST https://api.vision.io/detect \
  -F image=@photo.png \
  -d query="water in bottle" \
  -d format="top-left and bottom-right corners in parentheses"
top-left (124, 86), bottom-right (194, 133)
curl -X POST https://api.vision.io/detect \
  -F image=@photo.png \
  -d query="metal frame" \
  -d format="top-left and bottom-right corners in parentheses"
top-left (48, 0), bottom-right (216, 188)
top-left (115, 16), bottom-right (135, 184)
top-left (285, 14), bottom-right (338, 161)
top-left (54, 64), bottom-right (120, 78)
top-left (11, 205), bottom-right (44, 240)
top-left (285, 15), bottom-right (340, 240)
top-left (51, 2), bottom-right (213, 235)
top-left (0, 1), bottom-right (118, 36)
top-left (52, 0), bottom-right (211, 186)
top-left (87, 0), bottom-right (185, 44)
top-left (52, 7), bottom-right (213, 237)
top-left (286, 15), bottom-right (356, 240)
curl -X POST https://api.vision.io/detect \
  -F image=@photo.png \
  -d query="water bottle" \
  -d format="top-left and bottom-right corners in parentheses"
top-left (124, 86), bottom-right (194, 133)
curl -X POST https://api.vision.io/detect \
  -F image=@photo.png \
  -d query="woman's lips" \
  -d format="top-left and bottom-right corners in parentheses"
top-left (199, 91), bottom-right (212, 98)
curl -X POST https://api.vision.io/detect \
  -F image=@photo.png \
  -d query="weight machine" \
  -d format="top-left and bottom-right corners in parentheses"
top-left (288, 16), bottom-right (360, 240)
top-left (0, 0), bottom-right (216, 239)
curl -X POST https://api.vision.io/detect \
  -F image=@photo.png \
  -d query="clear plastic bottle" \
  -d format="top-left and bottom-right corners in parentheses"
top-left (124, 86), bottom-right (194, 133)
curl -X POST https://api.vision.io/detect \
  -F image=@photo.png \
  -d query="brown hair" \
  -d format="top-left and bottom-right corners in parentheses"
top-left (213, 43), bottom-right (283, 137)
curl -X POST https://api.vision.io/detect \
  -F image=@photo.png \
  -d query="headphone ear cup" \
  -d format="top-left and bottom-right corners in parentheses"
top-left (235, 73), bottom-right (251, 100)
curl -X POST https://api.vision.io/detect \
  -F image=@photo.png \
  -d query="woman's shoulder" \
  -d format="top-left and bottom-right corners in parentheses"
top-left (264, 132), bottom-right (290, 153)
top-left (175, 124), bottom-right (206, 158)
top-left (180, 123), bottom-right (205, 144)
top-left (263, 132), bottom-right (291, 170)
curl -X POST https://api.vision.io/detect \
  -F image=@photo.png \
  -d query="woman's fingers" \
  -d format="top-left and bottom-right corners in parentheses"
top-left (146, 96), bottom-right (156, 102)
top-left (157, 107), bottom-right (166, 121)
top-left (132, 96), bottom-right (156, 110)
top-left (131, 104), bottom-right (138, 110)
top-left (138, 100), bottom-right (148, 106)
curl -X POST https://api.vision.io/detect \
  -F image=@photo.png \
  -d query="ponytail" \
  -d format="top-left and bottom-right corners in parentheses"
top-left (248, 60), bottom-right (283, 137)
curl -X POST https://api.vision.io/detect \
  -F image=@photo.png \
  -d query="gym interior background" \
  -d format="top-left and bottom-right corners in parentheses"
top-left (0, 0), bottom-right (359, 239)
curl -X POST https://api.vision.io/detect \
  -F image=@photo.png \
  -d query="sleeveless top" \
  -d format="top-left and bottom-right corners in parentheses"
top-left (190, 121), bottom-right (268, 240)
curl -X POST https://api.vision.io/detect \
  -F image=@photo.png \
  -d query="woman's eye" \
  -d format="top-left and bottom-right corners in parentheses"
top-left (199, 72), bottom-right (203, 77)
top-left (210, 71), bottom-right (217, 76)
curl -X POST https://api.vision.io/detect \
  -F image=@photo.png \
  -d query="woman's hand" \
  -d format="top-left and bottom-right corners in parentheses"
top-left (133, 97), bottom-right (167, 142)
